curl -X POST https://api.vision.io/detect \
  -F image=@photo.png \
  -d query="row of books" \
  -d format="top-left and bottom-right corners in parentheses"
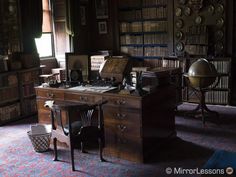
top-left (142, 7), bottom-right (167, 19)
top-left (119, 0), bottom-right (142, 8)
top-left (119, 6), bottom-right (167, 21)
top-left (161, 57), bottom-right (231, 75)
top-left (162, 58), bottom-right (182, 68)
top-left (120, 21), bottom-right (167, 33)
top-left (0, 73), bottom-right (18, 87)
top-left (144, 46), bottom-right (168, 57)
top-left (119, 0), bottom-right (166, 8)
top-left (0, 102), bottom-right (21, 123)
top-left (143, 59), bottom-right (163, 68)
top-left (121, 46), bottom-right (143, 57)
top-left (143, 0), bottom-right (167, 6)
top-left (20, 70), bottom-right (39, 84)
top-left (205, 91), bottom-right (229, 104)
top-left (185, 89), bottom-right (229, 105)
top-left (23, 83), bottom-right (36, 97)
top-left (0, 0), bottom-right (21, 55)
top-left (186, 35), bottom-right (208, 45)
top-left (120, 22), bottom-right (142, 33)
top-left (210, 60), bottom-right (230, 74)
top-left (119, 10), bottom-right (142, 21)
top-left (0, 86), bottom-right (19, 103)
top-left (120, 35), bottom-right (143, 45)
top-left (21, 98), bottom-right (37, 116)
top-left (144, 34), bottom-right (167, 44)
top-left (185, 45), bottom-right (208, 56)
top-left (186, 26), bottom-right (208, 35)
top-left (210, 76), bottom-right (229, 89)
top-left (143, 21), bottom-right (167, 32)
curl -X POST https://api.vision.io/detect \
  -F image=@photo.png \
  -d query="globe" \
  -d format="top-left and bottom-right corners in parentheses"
top-left (187, 58), bottom-right (218, 88)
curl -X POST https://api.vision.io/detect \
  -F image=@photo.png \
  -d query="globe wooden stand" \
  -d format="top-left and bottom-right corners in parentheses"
top-left (184, 74), bottom-right (220, 126)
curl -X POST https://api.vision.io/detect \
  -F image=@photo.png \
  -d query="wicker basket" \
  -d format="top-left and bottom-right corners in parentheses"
top-left (27, 131), bottom-right (51, 152)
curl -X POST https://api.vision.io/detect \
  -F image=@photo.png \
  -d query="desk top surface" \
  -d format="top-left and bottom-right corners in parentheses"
top-left (35, 84), bottom-right (174, 100)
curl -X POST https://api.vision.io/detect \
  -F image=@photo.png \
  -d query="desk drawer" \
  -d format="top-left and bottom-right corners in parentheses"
top-left (103, 96), bottom-right (141, 109)
top-left (104, 120), bottom-right (141, 138)
top-left (38, 110), bottom-right (51, 124)
top-left (104, 128), bottom-right (143, 162)
top-left (64, 92), bottom-right (96, 103)
top-left (104, 106), bottom-right (141, 126)
top-left (36, 89), bottom-right (64, 100)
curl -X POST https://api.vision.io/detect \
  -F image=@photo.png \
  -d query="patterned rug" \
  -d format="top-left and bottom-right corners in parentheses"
top-left (0, 103), bottom-right (236, 177)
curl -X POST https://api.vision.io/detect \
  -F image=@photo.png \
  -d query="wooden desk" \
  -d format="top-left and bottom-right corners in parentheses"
top-left (35, 85), bottom-right (176, 162)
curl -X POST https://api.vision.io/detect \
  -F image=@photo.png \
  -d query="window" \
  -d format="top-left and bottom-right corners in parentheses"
top-left (35, 0), bottom-right (54, 58)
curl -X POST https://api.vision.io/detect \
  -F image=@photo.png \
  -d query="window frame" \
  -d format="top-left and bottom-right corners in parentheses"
top-left (35, 0), bottom-right (55, 60)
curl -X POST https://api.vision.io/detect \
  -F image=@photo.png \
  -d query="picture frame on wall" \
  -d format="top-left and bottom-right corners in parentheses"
top-left (98, 21), bottom-right (107, 34)
top-left (95, 0), bottom-right (108, 19)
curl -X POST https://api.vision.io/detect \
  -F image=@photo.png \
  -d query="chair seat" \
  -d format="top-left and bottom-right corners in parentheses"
top-left (64, 121), bottom-right (82, 135)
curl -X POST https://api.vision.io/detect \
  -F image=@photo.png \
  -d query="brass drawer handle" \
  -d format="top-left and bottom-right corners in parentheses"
top-left (116, 113), bottom-right (126, 119)
top-left (116, 99), bottom-right (126, 105)
top-left (117, 124), bottom-right (127, 132)
top-left (46, 93), bottom-right (54, 98)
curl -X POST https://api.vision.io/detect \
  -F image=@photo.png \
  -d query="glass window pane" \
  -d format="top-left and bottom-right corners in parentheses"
top-left (35, 33), bottom-right (53, 57)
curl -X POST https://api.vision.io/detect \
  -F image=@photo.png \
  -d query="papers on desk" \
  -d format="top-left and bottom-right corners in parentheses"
top-left (68, 85), bottom-right (117, 93)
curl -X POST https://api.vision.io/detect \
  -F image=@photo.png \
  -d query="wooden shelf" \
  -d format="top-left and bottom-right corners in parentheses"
top-left (0, 67), bottom-right (41, 125)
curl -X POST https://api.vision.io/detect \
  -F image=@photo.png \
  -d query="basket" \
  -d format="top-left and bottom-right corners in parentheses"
top-left (27, 131), bottom-right (51, 152)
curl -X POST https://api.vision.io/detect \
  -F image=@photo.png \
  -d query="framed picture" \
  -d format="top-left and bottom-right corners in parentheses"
top-left (98, 21), bottom-right (107, 34)
top-left (95, 0), bottom-right (108, 19)
top-left (65, 53), bottom-right (89, 81)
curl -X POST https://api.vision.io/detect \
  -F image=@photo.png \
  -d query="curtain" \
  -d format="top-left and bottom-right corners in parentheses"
top-left (19, 0), bottom-right (43, 53)
top-left (65, 0), bottom-right (74, 36)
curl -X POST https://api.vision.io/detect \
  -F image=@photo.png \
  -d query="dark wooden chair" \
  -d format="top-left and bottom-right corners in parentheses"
top-left (46, 100), bottom-right (107, 171)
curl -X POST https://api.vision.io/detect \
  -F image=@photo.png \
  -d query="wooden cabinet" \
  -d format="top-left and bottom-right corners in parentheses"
top-left (18, 68), bottom-right (41, 116)
top-left (35, 85), bottom-right (176, 162)
top-left (0, 67), bottom-right (41, 125)
top-left (103, 97), bottom-right (143, 162)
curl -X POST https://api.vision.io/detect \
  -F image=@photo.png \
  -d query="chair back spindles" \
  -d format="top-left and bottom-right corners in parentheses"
top-left (45, 100), bottom-right (108, 171)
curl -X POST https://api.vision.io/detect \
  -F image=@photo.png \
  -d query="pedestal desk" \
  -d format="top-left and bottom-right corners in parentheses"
top-left (35, 85), bottom-right (176, 162)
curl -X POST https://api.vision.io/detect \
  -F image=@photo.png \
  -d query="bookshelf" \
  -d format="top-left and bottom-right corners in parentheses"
top-left (0, 0), bottom-right (21, 55)
top-left (118, 0), bottom-right (169, 59)
top-left (182, 57), bottom-right (231, 105)
top-left (0, 67), bottom-right (41, 125)
top-left (0, 71), bottom-right (20, 123)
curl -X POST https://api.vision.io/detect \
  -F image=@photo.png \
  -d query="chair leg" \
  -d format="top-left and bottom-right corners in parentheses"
top-left (70, 143), bottom-right (75, 171)
top-left (53, 138), bottom-right (58, 161)
top-left (81, 142), bottom-right (87, 153)
top-left (99, 138), bottom-right (105, 162)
